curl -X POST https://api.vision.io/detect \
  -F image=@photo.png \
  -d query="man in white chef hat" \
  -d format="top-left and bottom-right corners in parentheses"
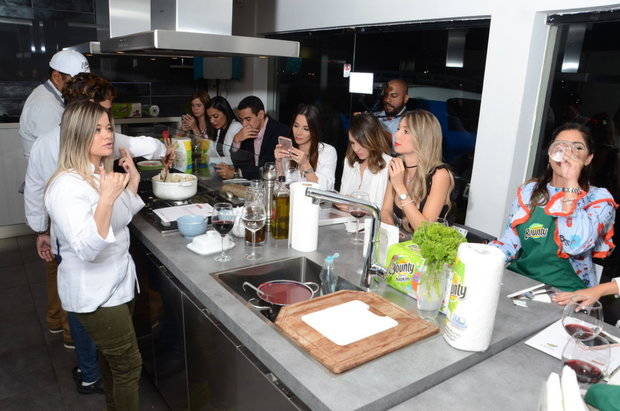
top-left (18, 49), bottom-right (90, 160)
top-left (17, 49), bottom-right (89, 350)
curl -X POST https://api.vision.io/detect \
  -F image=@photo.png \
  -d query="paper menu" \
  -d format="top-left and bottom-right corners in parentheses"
top-left (153, 203), bottom-right (214, 223)
top-left (525, 320), bottom-right (620, 377)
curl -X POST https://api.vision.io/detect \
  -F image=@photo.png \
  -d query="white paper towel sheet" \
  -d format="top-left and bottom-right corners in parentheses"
top-left (442, 243), bottom-right (505, 352)
top-left (301, 300), bottom-right (398, 346)
top-left (289, 182), bottom-right (320, 252)
top-left (153, 203), bottom-right (213, 223)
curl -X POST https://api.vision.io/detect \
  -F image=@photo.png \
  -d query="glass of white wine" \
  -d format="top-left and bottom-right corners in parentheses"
top-left (242, 202), bottom-right (266, 260)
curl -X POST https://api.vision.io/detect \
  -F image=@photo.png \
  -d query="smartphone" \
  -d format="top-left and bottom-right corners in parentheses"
top-left (278, 136), bottom-right (293, 150)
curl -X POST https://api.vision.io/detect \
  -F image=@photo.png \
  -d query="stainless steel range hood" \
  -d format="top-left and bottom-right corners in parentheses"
top-left (99, 29), bottom-right (299, 58)
top-left (66, 0), bottom-right (299, 58)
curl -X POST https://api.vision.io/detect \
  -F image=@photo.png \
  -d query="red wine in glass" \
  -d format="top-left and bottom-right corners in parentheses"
top-left (564, 323), bottom-right (595, 340)
top-left (213, 220), bottom-right (234, 235)
top-left (564, 359), bottom-right (603, 384)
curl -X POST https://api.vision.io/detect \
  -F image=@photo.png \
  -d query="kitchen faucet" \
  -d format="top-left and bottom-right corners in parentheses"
top-left (304, 187), bottom-right (385, 288)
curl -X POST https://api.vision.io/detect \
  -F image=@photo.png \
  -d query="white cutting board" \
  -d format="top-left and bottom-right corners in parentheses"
top-left (301, 300), bottom-right (398, 346)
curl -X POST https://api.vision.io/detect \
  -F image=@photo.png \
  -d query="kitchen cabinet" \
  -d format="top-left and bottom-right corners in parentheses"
top-left (183, 294), bottom-right (305, 411)
top-left (131, 232), bottom-right (305, 410)
top-left (0, 125), bottom-right (27, 226)
top-left (153, 264), bottom-right (188, 410)
top-left (130, 235), bottom-right (188, 410)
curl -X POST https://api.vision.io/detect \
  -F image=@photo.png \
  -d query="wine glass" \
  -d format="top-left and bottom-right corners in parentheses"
top-left (285, 164), bottom-right (301, 184)
top-left (562, 334), bottom-right (610, 385)
top-left (349, 191), bottom-right (369, 244)
top-left (561, 295), bottom-right (604, 341)
top-left (242, 202), bottom-right (266, 260)
top-left (212, 203), bottom-right (235, 262)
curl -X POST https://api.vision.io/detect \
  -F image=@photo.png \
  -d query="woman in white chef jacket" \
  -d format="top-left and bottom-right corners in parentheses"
top-left (274, 104), bottom-right (337, 190)
top-left (338, 113), bottom-right (393, 208)
top-left (45, 100), bottom-right (144, 410)
top-left (204, 96), bottom-right (242, 177)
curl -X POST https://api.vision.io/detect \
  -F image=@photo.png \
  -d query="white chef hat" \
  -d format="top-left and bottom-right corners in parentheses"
top-left (49, 50), bottom-right (90, 77)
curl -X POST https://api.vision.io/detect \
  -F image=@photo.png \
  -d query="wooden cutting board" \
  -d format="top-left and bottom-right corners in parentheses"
top-left (275, 290), bottom-right (439, 374)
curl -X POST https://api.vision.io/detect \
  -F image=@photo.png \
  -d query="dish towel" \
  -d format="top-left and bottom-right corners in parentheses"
top-left (585, 384), bottom-right (620, 411)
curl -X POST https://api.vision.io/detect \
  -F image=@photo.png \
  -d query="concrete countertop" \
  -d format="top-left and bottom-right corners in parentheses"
top-left (130, 215), bottom-right (564, 410)
top-left (394, 324), bottom-right (620, 410)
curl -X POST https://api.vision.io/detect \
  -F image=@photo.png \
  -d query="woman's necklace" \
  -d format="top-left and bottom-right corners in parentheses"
top-left (405, 168), bottom-right (417, 185)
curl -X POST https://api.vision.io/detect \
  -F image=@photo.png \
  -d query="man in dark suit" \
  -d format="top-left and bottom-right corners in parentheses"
top-left (223, 96), bottom-right (291, 180)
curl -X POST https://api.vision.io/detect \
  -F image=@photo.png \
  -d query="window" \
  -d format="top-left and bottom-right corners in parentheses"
top-left (270, 21), bottom-right (490, 223)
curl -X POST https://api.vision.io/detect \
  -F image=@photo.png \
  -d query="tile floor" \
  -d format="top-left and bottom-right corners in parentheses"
top-left (0, 235), bottom-right (169, 410)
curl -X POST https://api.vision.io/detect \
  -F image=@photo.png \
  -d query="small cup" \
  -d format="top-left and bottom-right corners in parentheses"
top-left (176, 215), bottom-right (208, 238)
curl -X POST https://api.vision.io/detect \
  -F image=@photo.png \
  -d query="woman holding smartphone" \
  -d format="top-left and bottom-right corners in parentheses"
top-left (274, 104), bottom-right (337, 190)
top-left (180, 90), bottom-right (210, 137)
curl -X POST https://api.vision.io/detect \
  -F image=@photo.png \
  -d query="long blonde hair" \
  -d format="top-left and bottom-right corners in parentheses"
top-left (48, 101), bottom-right (113, 191)
top-left (402, 110), bottom-right (452, 204)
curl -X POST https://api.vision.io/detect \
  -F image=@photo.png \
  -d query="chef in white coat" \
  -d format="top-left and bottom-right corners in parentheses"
top-left (24, 73), bottom-right (170, 393)
top-left (19, 49), bottom-right (89, 160)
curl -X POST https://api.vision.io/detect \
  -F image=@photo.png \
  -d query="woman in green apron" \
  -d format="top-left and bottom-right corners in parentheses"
top-left (492, 123), bottom-right (617, 295)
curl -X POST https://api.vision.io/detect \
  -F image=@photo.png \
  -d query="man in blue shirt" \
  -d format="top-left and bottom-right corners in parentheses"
top-left (373, 79), bottom-right (409, 137)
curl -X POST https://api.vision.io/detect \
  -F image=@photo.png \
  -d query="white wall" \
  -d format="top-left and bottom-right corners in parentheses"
top-left (209, 0), bottom-right (270, 111)
top-left (254, 0), bottom-right (620, 236)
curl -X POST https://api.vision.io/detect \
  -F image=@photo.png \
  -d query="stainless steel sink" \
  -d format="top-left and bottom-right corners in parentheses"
top-left (212, 257), bottom-right (362, 322)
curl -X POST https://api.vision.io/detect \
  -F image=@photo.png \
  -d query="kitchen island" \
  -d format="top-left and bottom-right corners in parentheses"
top-left (130, 213), bottom-right (564, 410)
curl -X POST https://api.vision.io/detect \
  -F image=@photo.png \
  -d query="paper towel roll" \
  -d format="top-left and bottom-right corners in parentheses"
top-left (442, 243), bottom-right (505, 352)
top-left (289, 182), bottom-right (319, 252)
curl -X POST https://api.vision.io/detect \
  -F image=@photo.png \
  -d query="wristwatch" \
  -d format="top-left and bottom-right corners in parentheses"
top-left (398, 192), bottom-right (410, 201)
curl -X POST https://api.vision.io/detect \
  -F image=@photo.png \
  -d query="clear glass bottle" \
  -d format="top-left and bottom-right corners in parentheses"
top-left (272, 177), bottom-right (290, 240)
top-left (319, 253), bottom-right (340, 295)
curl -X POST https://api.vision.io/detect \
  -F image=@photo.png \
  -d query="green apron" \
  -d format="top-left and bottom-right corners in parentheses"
top-left (508, 206), bottom-right (586, 291)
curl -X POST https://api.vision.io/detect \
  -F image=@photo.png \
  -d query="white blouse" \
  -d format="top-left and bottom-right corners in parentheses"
top-left (339, 153), bottom-right (392, 208)
top-left (45, 170), bottom-right (144, 313)
top-left (207, 120), bottom-right (242, 166)
top-left (25, 125), bottom-right (165, 233)
top-left (302, 142), bottom-right (337, 191)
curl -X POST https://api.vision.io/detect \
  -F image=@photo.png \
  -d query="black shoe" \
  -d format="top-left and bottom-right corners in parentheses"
top-left (72, 367), bottom-right (81, 385)
top-left (76, 379), bottom-right (104, 395)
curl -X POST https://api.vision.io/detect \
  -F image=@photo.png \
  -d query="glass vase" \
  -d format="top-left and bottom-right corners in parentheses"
top-left (417, 264), bottom-right (450, 321)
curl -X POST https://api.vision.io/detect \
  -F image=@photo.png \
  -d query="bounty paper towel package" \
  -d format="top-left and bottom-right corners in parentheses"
top-left (383, 240), bottom-right (426, 299)
top-left (442, 243), bottom-right (505, 352)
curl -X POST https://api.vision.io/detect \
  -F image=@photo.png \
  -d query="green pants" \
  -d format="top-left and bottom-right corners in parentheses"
top-left (75, 301), bottom-right (142, 411)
